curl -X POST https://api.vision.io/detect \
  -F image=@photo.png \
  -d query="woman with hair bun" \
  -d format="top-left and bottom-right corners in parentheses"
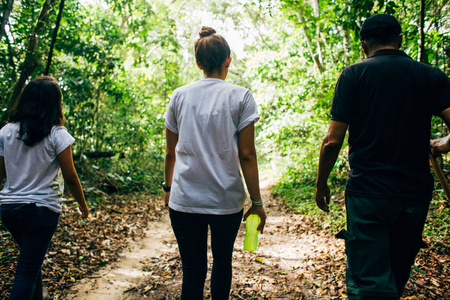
top-left (163, 27), bottom-right (267, 299)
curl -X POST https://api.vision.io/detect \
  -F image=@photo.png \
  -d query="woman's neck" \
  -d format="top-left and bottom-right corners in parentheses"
top-left (204, 74), bottom-right (226, 80)
top-left (204, 69), bottom-right (227, 80)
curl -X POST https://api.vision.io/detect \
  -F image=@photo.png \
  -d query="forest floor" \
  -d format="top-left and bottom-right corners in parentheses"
top-left (64, 177), bottom-right (348, 300)
top-left (1, 177), bottom-right (449, 299)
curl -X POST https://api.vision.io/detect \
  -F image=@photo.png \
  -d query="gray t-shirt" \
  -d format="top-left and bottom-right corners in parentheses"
top-left (0, 123), bottom-right (75, 213)
top-left (164, 78), bottom-right (259, 214)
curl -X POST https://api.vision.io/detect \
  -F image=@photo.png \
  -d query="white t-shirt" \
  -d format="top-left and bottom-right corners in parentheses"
top-left (164, 78), bottom-right (259, 215)
top-left (0, 123), bottom-right (75, 213)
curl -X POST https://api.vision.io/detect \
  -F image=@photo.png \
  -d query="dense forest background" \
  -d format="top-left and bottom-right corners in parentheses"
top-left (1, 0), bottom-right (449, 237)
top-left (1, 0), bottom-right (450, 298)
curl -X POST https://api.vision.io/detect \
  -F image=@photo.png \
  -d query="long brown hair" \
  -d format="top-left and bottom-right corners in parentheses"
top-left (9, 76), bottom-right (65, 146)
top-left (194, 27), bottom-right (231, 74)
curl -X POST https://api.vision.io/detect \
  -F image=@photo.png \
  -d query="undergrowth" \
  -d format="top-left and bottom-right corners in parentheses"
top-left (75, 150), bottom-right (164, 197)
top-left (423, 190), bottom-right (450, 252)
top-left (273, 167), bottom-right (450, 253)
top-left (272, 167), bottom-right (347, 234)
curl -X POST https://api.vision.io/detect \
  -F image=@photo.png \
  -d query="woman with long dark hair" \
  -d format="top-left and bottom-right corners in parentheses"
top-left (0, 76), bottom-right (89, 300)
top-left (163, 27), bottom-right (267, 299)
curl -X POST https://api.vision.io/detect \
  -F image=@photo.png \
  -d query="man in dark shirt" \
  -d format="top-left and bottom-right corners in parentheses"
top-left (315, 14), bottom-right (450, 300)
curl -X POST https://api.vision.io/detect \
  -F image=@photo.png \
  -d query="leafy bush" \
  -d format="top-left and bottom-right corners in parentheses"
top-left (75, 150), bottom-right (164, 200)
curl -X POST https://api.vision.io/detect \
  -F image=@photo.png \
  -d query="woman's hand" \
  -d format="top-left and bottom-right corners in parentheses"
top-left (244, 205), bottom-right (267, 233)
top-left (78, 205), bottom-right (90, 219)
top-left (164, 192), bottom-right (170, 209)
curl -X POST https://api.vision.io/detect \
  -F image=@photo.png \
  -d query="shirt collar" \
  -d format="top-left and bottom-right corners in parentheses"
top-left (201, 78), bottom-right (224, 82)
top-left (369, 49), bottom-right (410, 58)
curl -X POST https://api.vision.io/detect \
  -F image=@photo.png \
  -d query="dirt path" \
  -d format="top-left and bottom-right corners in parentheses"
top-left (65, 217), bottom-right (177, 299)
top-left (67, 180), bottom-right (347, 299)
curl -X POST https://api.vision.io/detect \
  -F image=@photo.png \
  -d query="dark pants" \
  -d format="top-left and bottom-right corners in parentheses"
top-left (1, 203), bottom-right (60, 300)
top-left (338, 195), bottom-right (430, 300)
top-left (169, 208), bottom-right (243, 300)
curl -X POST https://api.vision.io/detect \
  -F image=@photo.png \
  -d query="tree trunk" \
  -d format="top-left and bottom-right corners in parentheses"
top-left (44, 0), bottom-right (65, 75)
top-left (8, 0), bottom-right (57, 111)
top-left (342, 28), bottom-right (350, 64)
top-left (445, 47), bottom-right (449, 71)
top-left (312, 0), bottom-right (324, 67)
top-left (297, 11), bottom-right (325, 73)
top-left (0, 0), bottom-right (14, 41)
top-left (419, 0), bottom-right (426, 63)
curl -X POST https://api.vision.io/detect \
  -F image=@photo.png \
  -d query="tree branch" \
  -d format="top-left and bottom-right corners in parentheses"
top-left (8, 0), bottom-right (58, 110)
top-left (44, 0), bottom-right (65, 75)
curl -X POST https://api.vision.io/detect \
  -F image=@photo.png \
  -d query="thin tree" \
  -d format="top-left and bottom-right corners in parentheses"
top-left (0, 0), bottom-right (14, 41)
top-left (297, 10), bottom-right (325, 73)
top-left (419, 0), bottom-right (426, 63)
top-left (8, 0), bottom-right (57, 111)
top-left (311, 0), bottom-right (324, 69)
top-left (44, 0), bottom-right (65, 75)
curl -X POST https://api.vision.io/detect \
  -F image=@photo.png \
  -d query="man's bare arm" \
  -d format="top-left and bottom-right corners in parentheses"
top-left (315, 120), bottom-right (348, 212)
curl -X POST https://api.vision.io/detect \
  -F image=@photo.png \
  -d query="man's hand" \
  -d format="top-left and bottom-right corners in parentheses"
top-left (315, 182), bottom-right (331, 212)
top-left (431, 135), bottom-right (450, 156)
top-left (315, 120), bottom-right (347, 213)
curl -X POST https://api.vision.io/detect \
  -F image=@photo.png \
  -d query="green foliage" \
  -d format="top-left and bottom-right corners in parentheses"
top-left (424, 193), bottom-right (450, 251)
top-left (1, 0), bottom-right (449, 205)
top-left (55, 0), bottom-right (182, 195)
top-left (0, 0), bottom-right (185, 195)
top-left (272, 166), bottom-right (346, 233)
top-left (76, 150), bottom-right (164, 195)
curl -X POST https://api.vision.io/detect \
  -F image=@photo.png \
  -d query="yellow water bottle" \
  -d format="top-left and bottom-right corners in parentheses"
top-left (244, 214), bottom-right (261, 252)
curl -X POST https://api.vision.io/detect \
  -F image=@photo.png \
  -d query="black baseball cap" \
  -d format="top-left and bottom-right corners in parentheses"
top-left (359, 14), bottom-right (401, 40)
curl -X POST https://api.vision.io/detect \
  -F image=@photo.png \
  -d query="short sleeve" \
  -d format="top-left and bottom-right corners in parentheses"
top-left (164, 91), bottom-right (179, 134)
top-left (432, 70), bottom-right (450, 115)
top-left (237, 90), bottom-right (260, 132)
top-left (330, 68), bottom-right (355, 124)
top-left (52, 126), bottom-right (75, 155)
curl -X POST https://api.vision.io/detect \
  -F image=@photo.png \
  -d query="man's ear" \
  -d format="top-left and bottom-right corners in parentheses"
top-left (360, 40), bottom-right (369, 58)
top-left (196, 61), bottom-right (203, 70)
top-left (397, 34), bottom-right (403, 49)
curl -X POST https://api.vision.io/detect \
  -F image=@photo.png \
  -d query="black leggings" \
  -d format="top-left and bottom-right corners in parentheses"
top-left (169, 208), bottom-right (243, 300)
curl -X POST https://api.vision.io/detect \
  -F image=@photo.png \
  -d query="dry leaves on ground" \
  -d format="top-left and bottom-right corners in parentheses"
top-left (0, 193), bottom-right (163, 299)
top-left (1, 192), bottom-right (449, 300)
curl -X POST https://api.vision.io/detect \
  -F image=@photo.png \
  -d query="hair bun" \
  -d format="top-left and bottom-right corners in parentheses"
top-left (199, 26), bottom-right (216, 38)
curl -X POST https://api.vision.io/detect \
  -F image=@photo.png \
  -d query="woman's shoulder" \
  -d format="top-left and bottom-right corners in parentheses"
top-left (1, 122), bottom-right (18, 129)
top-left (51, 125), bottom-right (69, 134)
top-left (172, 80), bottom-right (253, 101)
top-left (222, 82), bottom-right (253, 100)
top-left (0, 122), bottom-right (19, 135)
top-left (173, 80), bottom-right (204, 93)
top-left (220, 80), bottom-right (248, 90)
top-left (49, 126), bottom-right (75, 148)
top-left (50, 126), bottom-right (74, 140)
top-left (206, 80), bottom-right (252, 97)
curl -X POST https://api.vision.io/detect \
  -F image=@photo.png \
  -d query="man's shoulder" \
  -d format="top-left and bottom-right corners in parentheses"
top-left (344, 51), bottom-right (446, 77)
